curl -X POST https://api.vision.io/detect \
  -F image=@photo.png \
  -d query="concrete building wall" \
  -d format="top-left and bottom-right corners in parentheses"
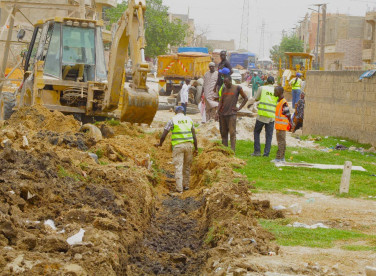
top-left (304, 71), bottom-right (376, 146)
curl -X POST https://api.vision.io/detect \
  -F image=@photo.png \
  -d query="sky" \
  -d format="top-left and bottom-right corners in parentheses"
top-left (160, 0), bottom-right (375, 59)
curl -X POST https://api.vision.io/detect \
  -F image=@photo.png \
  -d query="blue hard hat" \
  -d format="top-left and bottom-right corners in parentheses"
top-left (296, 73), bottom-right (302, 77)
top-left (175, 106), bottom-right (184, 113)
top-left (219, 67), bottom-right (231, 75)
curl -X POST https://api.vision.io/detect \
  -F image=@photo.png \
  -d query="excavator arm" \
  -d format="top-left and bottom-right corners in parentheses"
top-left (104, 0), bottom-right (158, 124)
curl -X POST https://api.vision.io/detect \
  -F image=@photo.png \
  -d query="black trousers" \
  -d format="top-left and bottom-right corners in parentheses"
top-left (253, 119), bottom-right (274, 156)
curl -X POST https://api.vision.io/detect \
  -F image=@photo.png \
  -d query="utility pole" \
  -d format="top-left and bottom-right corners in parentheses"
top-left (310, 4), bottom-right (323, 69)
top-left (320, 4), bottom-right (327, 70)
top-left (239, 0), bottom-right (250, 50)
top-left (259, 20), bottom-right (265, 59)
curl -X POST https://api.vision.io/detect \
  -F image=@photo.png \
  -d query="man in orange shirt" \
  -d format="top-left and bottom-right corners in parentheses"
top-left (272, 86), bottom-right (291, 163)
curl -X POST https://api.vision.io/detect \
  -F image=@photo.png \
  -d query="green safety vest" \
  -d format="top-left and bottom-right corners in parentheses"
top-left (258, 85), bottom-right (278, 118)
top-left (171, 114), bottom-right (194, 146)
top-left (291, 78), bottom-right (302, 90)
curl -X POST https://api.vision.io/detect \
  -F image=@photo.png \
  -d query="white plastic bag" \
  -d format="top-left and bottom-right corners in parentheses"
top-left (198, 100), bottom-right (206, 123)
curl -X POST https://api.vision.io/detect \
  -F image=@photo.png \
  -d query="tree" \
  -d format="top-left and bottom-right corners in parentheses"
top-left (269, 35), bottom-right (304, 65)
top-left (105, 0), bottom-right (188, 58)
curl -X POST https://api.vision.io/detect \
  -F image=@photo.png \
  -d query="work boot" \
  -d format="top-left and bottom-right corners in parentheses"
top-left (263, 154), bottom-right (269, 157)
top-left (251, 152), bottom-right (261, 157)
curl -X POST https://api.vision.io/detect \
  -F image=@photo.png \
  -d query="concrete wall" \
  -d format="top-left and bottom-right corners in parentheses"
top-left (304, 71), bottom-right (376, 146)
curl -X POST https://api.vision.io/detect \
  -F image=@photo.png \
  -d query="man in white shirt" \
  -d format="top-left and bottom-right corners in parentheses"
top-left (180, 79), bottom-right (190, 115)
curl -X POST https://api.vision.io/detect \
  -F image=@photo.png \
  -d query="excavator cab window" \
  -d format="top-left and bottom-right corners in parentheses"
top-left (44, 23), bottom-right (62, 78)
top-left (62, 25), bottom-right (95, 81)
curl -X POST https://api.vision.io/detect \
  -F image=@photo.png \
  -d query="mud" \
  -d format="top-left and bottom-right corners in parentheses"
top-left (127, 196), bottom-right (206, 275)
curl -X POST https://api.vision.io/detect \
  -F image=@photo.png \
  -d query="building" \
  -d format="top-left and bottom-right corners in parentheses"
top-left (363, 11), bottom-right (376, 68)
top-left (297, 12), bottom-right (365, 70)
top-left (199, 37), bottom-right (236, 51)
top-left (169, 13), bottom-right (195, 47)
top-left (323, 15), bottom-right (364, 70)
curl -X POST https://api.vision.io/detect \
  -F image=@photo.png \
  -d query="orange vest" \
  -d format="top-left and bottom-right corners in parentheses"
top-left (275, 98), bottom-right (290, 131)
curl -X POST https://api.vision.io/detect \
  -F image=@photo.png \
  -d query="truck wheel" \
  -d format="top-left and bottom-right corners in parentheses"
top-left (0, 92), bottom-right (16, 120)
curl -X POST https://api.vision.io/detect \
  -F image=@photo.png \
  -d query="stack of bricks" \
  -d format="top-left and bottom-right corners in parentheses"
top-left (304, 71), bottom-right (376, 146)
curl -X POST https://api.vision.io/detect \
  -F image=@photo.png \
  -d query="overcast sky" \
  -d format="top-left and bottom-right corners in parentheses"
top-left (161, 0), bottom-right (374, 59)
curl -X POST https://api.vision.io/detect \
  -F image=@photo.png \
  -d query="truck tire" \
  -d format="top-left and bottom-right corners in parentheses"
top-left (0, 92), bottom-right (16, 120)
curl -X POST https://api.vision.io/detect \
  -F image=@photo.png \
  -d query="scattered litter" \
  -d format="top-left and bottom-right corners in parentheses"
top-left (272, 205), bottom-right (287, 210)
top-left (228, 237), bottom-right (234, 245)
top-left (58, 229), bottom-right (66, 234)
top-left (287, 222), bottom-right (329, 229)
top-left (67, 228), bottom-right (85, 245)
top-left (291, 151), bottom-right (299, 154)
top-left (88, 152), bottom-right (99, 164)
top-left (306, 198), bottom-right (315, 203)
top-left (335, 144), bottom-right (348, 150)
top-left (325, 136), bottom-right (328, 138)
top-left (371, 174), bottom-right (376, 177)
top-left (288, 203), bottom-right (302, 214)
top-left (22, 136), bottom-right (29, 149)
top-left (44, 219), bottom-right (57, 230)
top-left (25, 220), bottom-right (40, 224)
top-left (320, 148), bottom-right (333, 153)
top-left (268, 251), bottom-right (276, 256)
top-left (340, 140), bottom-right (346, 142)
top-left (9, 190), bottom-right (15, 195)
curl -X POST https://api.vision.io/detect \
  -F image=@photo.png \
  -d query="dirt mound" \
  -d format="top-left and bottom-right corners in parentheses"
top-left (9, 105), bottom-right (80, 133)
top-left (0, 144), bottom-right (154, 275)
top-left (0, 109), bottom-right (283, 275)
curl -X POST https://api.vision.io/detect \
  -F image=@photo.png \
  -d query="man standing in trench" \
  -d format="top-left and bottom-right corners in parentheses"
top-left (155, 106), bottom-right (198, 193)
top-left (216, 75), bottom-right (248, 152)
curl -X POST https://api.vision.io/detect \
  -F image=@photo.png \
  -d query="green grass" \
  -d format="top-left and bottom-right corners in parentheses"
top-left (301, 135), bottom-right (372, 150)
top-left (260, 219), bottom-right (372, 248)
top-left (235, 140), bottom-right (376, 198)
top-left (57, 166), bottom-right (84, 182)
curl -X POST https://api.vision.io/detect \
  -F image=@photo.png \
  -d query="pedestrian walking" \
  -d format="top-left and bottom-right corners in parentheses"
top-left (180, 79), bottom-right (190, 115)
top-left (291, 92), bottom-right (305, 132)
top-left (250, 71), bottom-right (264, 98)
top-left (215, 50), bottom-right (233, 92)
top-left (252, 76), bottom-right (278, 157)
top-left (202, 62), bottom-right (219, 121)
top-left (289, 73), bottom-right (302, 108)
top-left (272, 86), bottom-right (291, 163)
top-left (216, 75), bottom-right (248, 152)
top-left (155, 106), bottom-right (198, 193)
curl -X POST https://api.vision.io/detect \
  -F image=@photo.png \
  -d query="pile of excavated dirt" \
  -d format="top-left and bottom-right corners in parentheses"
top-left (196, 116), bottom-right (319, 149)
top-left (9, 105), bottom-right (81, 133)
top-left (0, 106), bottom-right (284, 275)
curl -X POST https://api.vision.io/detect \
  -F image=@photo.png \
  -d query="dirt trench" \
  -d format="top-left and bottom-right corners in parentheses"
top-left (126, 195), bottom-right (207, 275)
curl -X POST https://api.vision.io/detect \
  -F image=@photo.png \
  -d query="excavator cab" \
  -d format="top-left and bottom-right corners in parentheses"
top-left (8, 0), bottom-right (158, 125)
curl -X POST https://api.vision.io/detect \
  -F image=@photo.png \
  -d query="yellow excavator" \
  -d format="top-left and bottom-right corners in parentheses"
top-left (0, 0), bottom-right (158, 124)
top-left (279, 52), bottom-right (313, 93)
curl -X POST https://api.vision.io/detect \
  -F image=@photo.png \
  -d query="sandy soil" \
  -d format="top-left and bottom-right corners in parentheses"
top-left (245, 191), bottom-right (376, 275)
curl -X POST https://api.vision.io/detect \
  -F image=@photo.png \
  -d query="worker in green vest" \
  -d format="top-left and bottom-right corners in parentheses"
top-left (252, 76), bottom-right (279, 157)
top-left (155, 106), bottom-right (198, 193)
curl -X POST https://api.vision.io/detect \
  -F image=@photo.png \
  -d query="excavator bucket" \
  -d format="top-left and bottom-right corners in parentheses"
top-left (120, 87), bottom-right (158, 125)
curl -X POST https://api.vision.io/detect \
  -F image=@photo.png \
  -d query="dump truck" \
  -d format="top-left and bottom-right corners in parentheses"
top-left (0, 0), bottom-right (158, 125)
top-left (157, 52), bottom-right (211, 97)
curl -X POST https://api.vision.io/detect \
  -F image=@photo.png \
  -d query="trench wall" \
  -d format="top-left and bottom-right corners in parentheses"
top-left (304, 71), bottom-right (376, 146)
